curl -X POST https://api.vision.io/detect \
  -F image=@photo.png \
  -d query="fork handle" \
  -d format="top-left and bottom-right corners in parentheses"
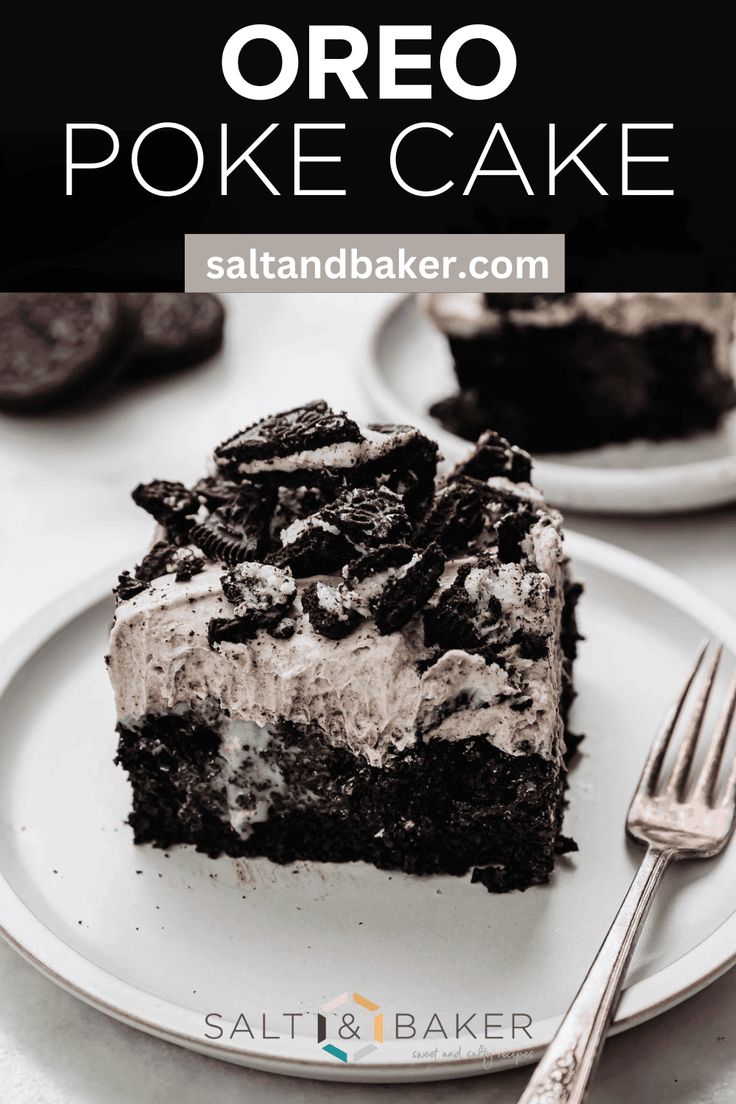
top-left (518, 846), bottom-right (673, 1104)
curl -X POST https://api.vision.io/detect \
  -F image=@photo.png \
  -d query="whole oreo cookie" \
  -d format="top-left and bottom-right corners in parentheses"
top-left (0, 293), bottom-right (133, 412)
top-left (127, 293), bottom-right (225, 376)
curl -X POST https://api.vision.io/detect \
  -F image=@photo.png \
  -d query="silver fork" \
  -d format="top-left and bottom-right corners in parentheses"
top-left (518, 641), bottom-right (736, 1104)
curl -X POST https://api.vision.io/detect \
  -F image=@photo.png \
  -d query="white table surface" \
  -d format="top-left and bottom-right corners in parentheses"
top-left (1, 294), bottom-right (735, 1103)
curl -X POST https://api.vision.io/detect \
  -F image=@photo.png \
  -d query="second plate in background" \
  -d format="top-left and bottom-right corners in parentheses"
top-left (362, 296), bottom-right (736, 515)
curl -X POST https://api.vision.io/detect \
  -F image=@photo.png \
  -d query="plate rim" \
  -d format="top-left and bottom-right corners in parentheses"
top-left (361, 294), bottom-right (736, 515)
top-left (1, 535), bottom-right (736, 1083)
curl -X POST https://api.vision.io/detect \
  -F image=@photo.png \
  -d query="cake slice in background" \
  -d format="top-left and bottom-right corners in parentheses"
top-left (424, 292), bottom-right (736, 453)
top-left (107, 401), bottom-right (582, 893)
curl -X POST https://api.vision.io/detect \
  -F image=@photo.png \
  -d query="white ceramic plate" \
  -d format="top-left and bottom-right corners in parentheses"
top-left (362, 295), bottom-right (736, 515)
top-left (1, 536), bottom-right (736, 1084)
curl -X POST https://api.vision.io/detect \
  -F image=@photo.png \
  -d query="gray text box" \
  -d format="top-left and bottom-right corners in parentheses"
top-left (185, 234), bottom-right (564, 293)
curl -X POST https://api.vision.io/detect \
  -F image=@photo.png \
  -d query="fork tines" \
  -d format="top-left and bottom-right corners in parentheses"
top-left (638, 641), bottom-right (736, 807)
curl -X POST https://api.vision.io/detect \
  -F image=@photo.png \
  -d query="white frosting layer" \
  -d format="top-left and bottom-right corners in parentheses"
top-left (421, 292), bottom-right (736, 375)
top-left (109, 526), bottom-right (566, 766)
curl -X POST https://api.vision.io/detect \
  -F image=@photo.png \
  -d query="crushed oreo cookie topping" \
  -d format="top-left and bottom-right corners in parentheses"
top-left (191, 475), bottom-right (240, 511)
top-left (344, 543), bottom-right (416, 587)
top-left (119, 401), bottom-right (560, 660)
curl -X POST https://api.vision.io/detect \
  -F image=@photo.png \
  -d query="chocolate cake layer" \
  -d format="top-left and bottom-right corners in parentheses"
top-left (117, 717), bottom-right (573, 894)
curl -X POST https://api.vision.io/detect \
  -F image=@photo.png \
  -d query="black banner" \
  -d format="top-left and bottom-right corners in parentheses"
top-left (2, 6), bottom-right (733, 289)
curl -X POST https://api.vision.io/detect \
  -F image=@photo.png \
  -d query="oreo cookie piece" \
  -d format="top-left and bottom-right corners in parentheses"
top-left (269, 522), bottom-right (355, 578)
top-left (114, 571), bottom-right (148, 602)
top-left (220, 562), bottom-right (296, 631)
top-left (424, 559), bottom-right (502, 653)
top-left (190, 483), bottom-right (273, 565)
top-left (358, 425), bottom-right (439, 518)
top-left (191, 475), bottom-right (240, 511)
top-left (495, 509), bottom-right (535, 564)
top-left (269, 485), bottom-right (411, 576)
top-left (207, 617), bottom-right (256, 649)
top-left (450, 430), bottom-right (532, 485)
top-left (172, 548), bottom-right (206, 582)
top-left (214, 400), bottom-right (363, 478)
top-left (344, 543), bottom-right (416, 587)
top-left (127, 293), bottom-right (225, 375)
top-left (320, 487), bottom-right (411, 550)
top-left (271, 484), bottom-right (331, 537)
top-left (414, 481), bottom-right (483, 554)
top-left (517, 633), bottom-right (550, 660)
top-left (132, 480), bottom-right (201, 541)
top-left (373, 543), bottom-right (446, 635)
top-left (135, 541), bottom-right (205, 583)
top-left (0, 293), bottom-right (133, 412)
top-left (302, 581), bottom-right (362, 640)
top-left (339, 544), bottom-right (416, 620)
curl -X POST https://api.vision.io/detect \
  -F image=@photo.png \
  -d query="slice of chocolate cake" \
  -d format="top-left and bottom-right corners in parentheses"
top-left (424, 292), bottom-right (736, 452)
top-left (108, 400), bottom-right (582, 893)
